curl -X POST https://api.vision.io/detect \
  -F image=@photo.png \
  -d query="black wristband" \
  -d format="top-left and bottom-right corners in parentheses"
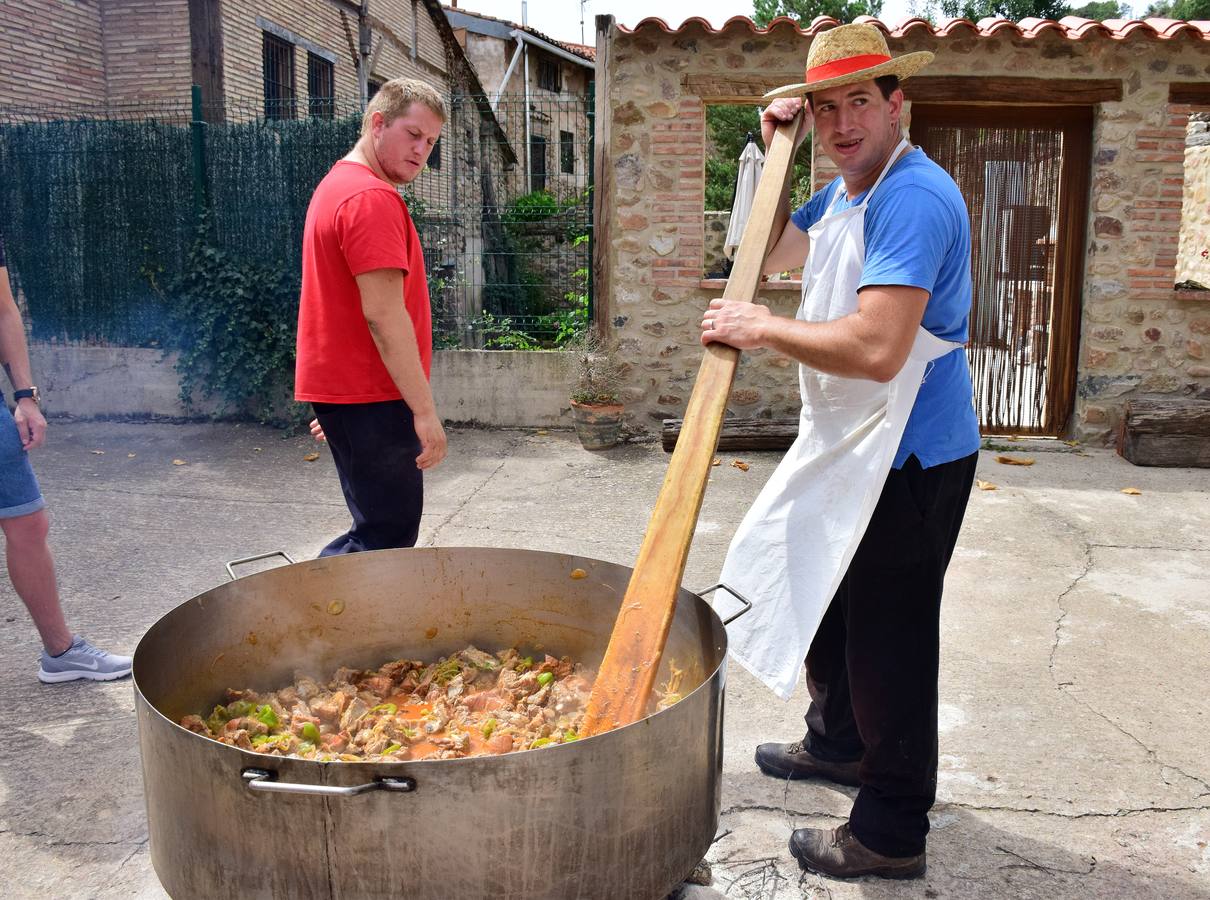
top-left (12, 388), bottom-right (36, 402)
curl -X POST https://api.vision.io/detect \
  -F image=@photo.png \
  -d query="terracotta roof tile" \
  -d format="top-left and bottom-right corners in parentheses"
top-left (620, 14), bottom-right (1210, 41)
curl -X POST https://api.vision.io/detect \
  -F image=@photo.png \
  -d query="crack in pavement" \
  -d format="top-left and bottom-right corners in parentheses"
top-left (111, 836), bottom-right (150, 874)
top-left (51, 484), bottom-right (348, 508)
top-left (423, 434), bottom-right (525, 545)
top-left (722, 799), bottom-right (1210, 820)
top-left (1020, 493), bottom-right (1210, 798)
top-left (0, 828), bottom-right (145, 848)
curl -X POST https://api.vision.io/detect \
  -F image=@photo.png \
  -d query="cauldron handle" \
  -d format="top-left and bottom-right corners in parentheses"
top-left (241, 768), bottom-right (415, 796)
top-left (225, 551), bottom-right (297, 581)
top-left (694, 583), bottom-right (753, 626)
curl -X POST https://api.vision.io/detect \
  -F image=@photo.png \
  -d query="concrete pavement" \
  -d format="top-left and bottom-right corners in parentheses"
top-left (0, 420), bottom-right (1207, 899)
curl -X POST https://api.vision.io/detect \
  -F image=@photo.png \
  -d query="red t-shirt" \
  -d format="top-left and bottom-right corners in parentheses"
top-left (295, 160), bottom-right (432, 403)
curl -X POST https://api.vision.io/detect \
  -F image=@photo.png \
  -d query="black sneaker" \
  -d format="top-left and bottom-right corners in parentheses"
top-left (754, 739), bottom-right (861, 786)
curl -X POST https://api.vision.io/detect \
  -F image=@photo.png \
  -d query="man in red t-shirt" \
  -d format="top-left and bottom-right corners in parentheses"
top-left (295, 78), bottom-right (447, 555)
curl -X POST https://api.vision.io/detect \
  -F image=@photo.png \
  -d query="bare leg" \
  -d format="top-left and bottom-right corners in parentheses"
top-left (1, 509), bottom-right (72, 655)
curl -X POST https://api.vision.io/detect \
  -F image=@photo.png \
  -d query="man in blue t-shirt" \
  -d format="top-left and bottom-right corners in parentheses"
top-left (702, 23), bottom-right (980, 881)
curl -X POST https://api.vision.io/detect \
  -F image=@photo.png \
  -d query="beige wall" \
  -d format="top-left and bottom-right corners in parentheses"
top-left (596, 20), bottom-right (1210, 443)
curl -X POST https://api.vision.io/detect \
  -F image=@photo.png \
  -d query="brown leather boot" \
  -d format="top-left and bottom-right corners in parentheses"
top-left (754, 740), bottom-right (861, 786)
top-left (789, 822), bottom-right (925, 879)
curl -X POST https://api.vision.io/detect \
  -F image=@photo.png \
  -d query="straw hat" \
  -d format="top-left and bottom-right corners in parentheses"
top-left (763, 23), bottom-right (933, 101)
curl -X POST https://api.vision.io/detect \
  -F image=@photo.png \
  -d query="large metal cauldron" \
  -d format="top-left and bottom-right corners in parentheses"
top-left (134, 547), bottom-right (735, 900)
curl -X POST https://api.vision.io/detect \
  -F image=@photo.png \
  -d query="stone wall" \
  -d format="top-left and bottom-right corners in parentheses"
top-left (593, 18), bottom-right (1210, 443)
top-left (703, 211), bottom-right (731, 278)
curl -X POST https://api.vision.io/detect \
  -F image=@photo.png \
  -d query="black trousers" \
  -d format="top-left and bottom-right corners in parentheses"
top-left (311, 400), bottom-right (423, 556)
top-left (803, 451), bottom-right (977, 858)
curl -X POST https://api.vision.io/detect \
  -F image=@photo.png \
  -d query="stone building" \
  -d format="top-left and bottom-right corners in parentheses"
top-left (591, 14), bottom-right (1210, 445)
top-left (446, 5), bottom-right (595, 200)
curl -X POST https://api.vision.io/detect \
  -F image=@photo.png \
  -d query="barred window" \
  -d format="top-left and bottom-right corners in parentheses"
top-left (559, 130), bottom-right (574, 174)
top-left (429, 138), bottom-right (441, 171)
top-left (537, 58), bottom-right (561, 93)
top-left (530, 134), bottom-right (547, 192)
top-left (307, 53), bottom-right (334, 120)
top-left (262, 32), bottom-right (296, 120)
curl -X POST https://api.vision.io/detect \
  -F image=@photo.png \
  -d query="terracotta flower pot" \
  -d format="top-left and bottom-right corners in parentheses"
top-left (570, 399), bottom-right (624, 450)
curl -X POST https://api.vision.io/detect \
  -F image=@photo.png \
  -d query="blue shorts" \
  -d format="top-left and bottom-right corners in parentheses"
top-left (0, 410), bottom-right (45, 518)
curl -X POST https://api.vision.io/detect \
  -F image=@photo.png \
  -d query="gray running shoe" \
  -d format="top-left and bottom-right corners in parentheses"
top-left (38, 636), bottom-right (133, 683)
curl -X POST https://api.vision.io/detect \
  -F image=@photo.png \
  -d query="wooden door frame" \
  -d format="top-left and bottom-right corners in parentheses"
top-left (909, 104), bottom-right (1093, 436)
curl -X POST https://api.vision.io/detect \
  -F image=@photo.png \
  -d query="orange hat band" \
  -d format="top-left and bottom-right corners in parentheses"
top-left (805, 53), bottom-right (891, 86)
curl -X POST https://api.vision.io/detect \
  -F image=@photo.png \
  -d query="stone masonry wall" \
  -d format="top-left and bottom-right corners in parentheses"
top-left (596, 19), bottom-right (1210, 443)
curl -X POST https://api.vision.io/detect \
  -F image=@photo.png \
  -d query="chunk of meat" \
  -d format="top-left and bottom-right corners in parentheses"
top-left (309, 692), bottom-right (351, 727)
top-left (179, 715), bottom-right (210, 735)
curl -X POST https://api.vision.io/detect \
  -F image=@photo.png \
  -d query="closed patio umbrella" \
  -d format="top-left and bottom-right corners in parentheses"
top-left (723, 133), bottom-right (765, 259)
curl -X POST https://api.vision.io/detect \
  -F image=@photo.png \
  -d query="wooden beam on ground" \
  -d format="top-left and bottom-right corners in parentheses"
top-left (662, 417), bottom-right (799, 452)
top-left (1119, 398), bottom-right (1210, 468)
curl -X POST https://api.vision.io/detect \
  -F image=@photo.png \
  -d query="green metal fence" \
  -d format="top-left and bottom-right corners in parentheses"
top-left (0, 88), bottom-right (593, 349)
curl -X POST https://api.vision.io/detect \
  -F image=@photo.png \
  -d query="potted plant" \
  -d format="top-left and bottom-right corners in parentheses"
top-left (568, 326), bottom-right (625, 450)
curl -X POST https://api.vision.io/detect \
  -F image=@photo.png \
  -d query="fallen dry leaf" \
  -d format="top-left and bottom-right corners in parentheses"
top-left (303, 452), bottom-right (320, 462)
top-left (730, 459), bottom-right (750, 472)
top-left (1003, 435), bottom-right (1020, 442)
top-left (1062, 439), bottom-right (1080, 447)
top-left (1120, 487), bottom-right (1142, 495)
top-left (91, 449), bottom-right (105, 455)
top-left (711, 457), bottom-right (722, 467)
top-left (995, 455), bottom-right (1035, 466)
top-left (976, 479), bottom-right (998, 491)
top-left (535, 429), bottom-right (549, 436)
top-left (172, 459), bottom-right (187, 466)
top-left (127, 453), bottom-right (136, 458)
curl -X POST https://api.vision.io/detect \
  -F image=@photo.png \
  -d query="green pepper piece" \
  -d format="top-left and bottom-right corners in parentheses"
top-left (371, 703), bottom-right (398, 716)
top-left (530, 737), bottom-right (552, 749)
top-left (481, 718), bottom-right (497, 740)
top-left (563, 730), bottom-right (579, 742)
top-left (536, 671), bottom-right (554, 688)
top-left (516, 656), bottom-right (534, 673)
top-left (383, 743), bottom-right (402, 754)
top-left (300, 721), bottom-right (321, 744)
top-left (254, 704), bottom-right (280, 730)
top-left (226, 700), bottom-right (254, 718)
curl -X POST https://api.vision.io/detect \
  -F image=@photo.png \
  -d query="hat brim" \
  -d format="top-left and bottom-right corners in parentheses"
top-left (762, 51), bottom-right (934, 102)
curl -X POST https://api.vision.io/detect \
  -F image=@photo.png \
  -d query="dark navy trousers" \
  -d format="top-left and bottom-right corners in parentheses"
top-left (311, 400), bottom-right (423, 556)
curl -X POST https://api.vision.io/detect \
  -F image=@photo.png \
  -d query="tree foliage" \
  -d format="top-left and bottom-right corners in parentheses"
top-left (935, 0), bottom-right (1070, 20)
top-left (752, 0), bottom-right (884, 27)
top-left (1067, 0), bottom-right (1129, 17)
top-left (1144, 0), bottom-right (1210, 17)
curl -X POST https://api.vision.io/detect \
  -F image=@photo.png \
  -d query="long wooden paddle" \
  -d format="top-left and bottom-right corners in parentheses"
top-left (580, 114), bottom-right (804, 737)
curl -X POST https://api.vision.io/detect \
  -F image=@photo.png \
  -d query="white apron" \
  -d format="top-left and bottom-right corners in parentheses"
top-left (720, 140), bottom-right (961, 700)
